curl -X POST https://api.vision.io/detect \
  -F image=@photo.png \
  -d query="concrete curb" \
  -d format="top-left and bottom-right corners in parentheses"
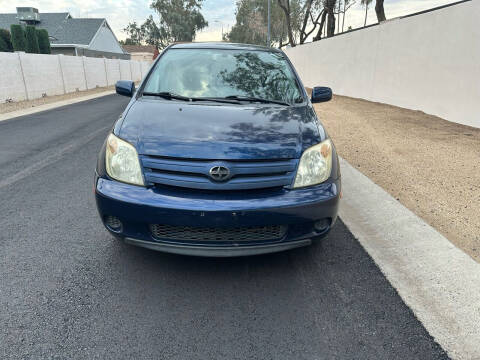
top-left (0, 90), bottom-right (115, 122)
top-left (338, 157), bottom-right (480, 360)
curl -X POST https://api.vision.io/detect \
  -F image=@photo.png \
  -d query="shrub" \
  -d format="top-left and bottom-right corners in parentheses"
top-left (25, 25), bottom-right (40, 53)
top-left (36, 29), bottom-right (51, 54)
top-left (0, 29), bottom-right (13, 52)
top-left (0, 37), bottom-right (8, 52)
top-left (10, 24), bottom-right (26, 51)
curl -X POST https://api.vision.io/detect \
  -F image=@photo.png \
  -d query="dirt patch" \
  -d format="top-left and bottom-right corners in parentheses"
top-left (314, 95), bottom-right (480, 262)
top-left (0, 86), bottom-right (115, 114)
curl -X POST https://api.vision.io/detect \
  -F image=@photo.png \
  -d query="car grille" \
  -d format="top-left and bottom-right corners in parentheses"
top-left (140, 155), bottom-right (297, 191)
top-left (150, 224), bottom-right (288, 243)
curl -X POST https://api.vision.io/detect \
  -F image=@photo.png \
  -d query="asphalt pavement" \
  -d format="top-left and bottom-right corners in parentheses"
top-left (0, 95), bottom-right (449, 359)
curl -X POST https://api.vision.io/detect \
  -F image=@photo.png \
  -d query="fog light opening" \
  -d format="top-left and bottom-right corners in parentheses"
top-left (105, 215), bottom-right (123, 233)
top-left (314, 218), bottom-right (330, 233)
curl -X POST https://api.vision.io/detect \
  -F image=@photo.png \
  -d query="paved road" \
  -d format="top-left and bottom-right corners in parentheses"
top-left (0, 95), bottom-right (448, 359)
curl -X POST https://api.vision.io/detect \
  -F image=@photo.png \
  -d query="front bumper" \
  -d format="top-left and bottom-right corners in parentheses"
top-left (95, 176), bottom-right (341, 256)
top-left (124, 237), bottom-right (312, 257)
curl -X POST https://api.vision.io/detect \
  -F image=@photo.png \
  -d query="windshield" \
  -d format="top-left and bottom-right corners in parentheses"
top-left (142, 48), bottom-right (304, 104)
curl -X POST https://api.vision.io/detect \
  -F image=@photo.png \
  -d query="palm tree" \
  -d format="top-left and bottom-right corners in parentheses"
top-left (361, 0), bottom-right (373, 26)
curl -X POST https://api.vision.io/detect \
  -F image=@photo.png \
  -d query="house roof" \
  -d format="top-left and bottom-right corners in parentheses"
top-left (0, 12), bottom-right (107, 46)
top-left (50, 18), bottom-right (105, 45)
top-left (122, 45), bottom-right (157, 54)
top-left (0, 12), bottom-right (69, 40)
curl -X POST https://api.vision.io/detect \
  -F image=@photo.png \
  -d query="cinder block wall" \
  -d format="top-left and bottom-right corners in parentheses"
top-left (59, 55), bottom-right (87, 93)
top-left (105, 58), bottom-right (121, 87)
top-left (0, 53), bottom-right (152, 102)
top-left (0, 53), bottom-right (28, 102)
top-left (284, 0), bottom-right (480, 128)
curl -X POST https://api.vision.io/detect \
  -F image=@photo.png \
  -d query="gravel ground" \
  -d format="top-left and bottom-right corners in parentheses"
top-left (314, 95), bottom-right (480, 262)
top-left (0, 86), bottom-right (115, 114)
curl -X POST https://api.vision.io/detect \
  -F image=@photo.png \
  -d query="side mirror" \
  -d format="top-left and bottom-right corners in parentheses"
top-left (115, 80), bottom-right (135, 97)
top-left (311, 86), bottom-right (332, 103)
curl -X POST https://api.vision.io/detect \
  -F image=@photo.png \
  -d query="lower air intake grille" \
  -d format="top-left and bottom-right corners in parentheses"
top-left (150, 224), bottom-right (287, 243)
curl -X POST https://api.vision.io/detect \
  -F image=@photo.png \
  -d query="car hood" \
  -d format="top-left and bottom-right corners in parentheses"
top-left (118, 98), bottom-right (324, 160)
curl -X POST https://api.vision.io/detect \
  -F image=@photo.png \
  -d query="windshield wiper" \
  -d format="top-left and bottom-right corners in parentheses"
top-left (142, 91), bottom-right (191, 102)
top-left (191, 97), bottom-right (242, 105)
top-left (224, 95), bottom-right (290, 106)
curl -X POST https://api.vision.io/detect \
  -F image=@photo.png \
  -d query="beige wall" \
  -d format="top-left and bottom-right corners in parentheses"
top-left (129, 52), bottom-right (154, 62)
top-left (284, 0), bottom-right (480, 128)
top-left (0, 52), bottom-right (151, 102)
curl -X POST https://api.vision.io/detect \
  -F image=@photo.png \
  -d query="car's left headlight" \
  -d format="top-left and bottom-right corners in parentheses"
top-left (105, 133), bottom-right (144, 186)
top-left (293, 139), bottom-right (333, 188)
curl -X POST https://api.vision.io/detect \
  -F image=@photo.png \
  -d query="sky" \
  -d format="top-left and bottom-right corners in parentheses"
top-left (0, 0), bottom-right (460, 42)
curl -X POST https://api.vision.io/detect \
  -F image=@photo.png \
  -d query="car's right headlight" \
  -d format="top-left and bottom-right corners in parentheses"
top-left (293, 139), bottom-right (333, 188)
top-left (105, 133), bottom-right (144, 186)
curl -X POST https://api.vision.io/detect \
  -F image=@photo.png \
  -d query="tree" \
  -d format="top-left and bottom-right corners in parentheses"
top-left (123, 0), bottom-right (207, 49)
top-left (360, 0), bottom-right (372, 26)
top-left (312, 0), bottom-right (338, 41)
top-left (120, 38), bottom-right (138, 45)
top-left (10, 24), bottom-right (26, 52)
top-left (150, 0), bottom-right (208, 48)
top-left (275, 0), bottom-right (295, 46)
top-left (313, 10), bottom-right (327, 41)
top-left (324, 0), bottom-right (337, 37)
top-left (0, 29), bottom-right (13, 52)
top-left (0, 36), bottom-right (8, 52)
top-left (225, 0), bottom-right (288, 47)
top-left (36, 29), bottom-right (51, 54)
top-left (340, 0), bottom-right (355, 32)
top-left (141, 15), bottom-right (162, 47)
top-left (276, 0), bottom-right (331, 47)
top-left (123, 21), bottom-right (143, 45)
top-left (375, 0), bottom-right (386, 22)
top-left (25, 25), bottom-right (40, 53)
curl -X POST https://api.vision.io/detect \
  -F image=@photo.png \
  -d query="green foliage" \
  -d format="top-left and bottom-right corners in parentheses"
top-left (25, 25), bottom-right (40, 53)
top-left (141, 15), bottom-right (161, 47)
top-left (225, 0), bottom-right (288, 46)
top-left (10, 24), bottom-right (26, 52)
top-left (123, 0), bottom-right (207, 49)
top-left (0, 29), bottom-right (13, 52)
top-left (36, 29), bottom-right (51, 54)
top-left (226, 0), bottom-right (330, 47)
top-left (123, 21), bottom-right (143, 45)
top-left (120, 38), bottom-right (138, 45)
top-left (0, 37), bottom-right (8, 52)
top-left (150, 0), bottom-right (207, 47)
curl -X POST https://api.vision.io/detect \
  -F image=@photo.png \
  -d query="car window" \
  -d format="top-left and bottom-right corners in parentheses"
top-left (143, 48), bottom-right (303, 104)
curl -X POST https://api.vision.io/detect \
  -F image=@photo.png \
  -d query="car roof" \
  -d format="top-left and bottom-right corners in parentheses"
top-left (169, 42), bottom-right (282, 53)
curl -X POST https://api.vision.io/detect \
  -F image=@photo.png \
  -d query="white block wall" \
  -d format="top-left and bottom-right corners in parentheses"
top-left (0, 53), bottom-right (27, 101)
top-left (284, 0), bottom-right (480, 128)
top-left (119, 60), bottom-right (132, 81)
top-left (0, 52), bottom-right (151, 102)
top-left (141, 61), bottom-right (151, 78)
top-left (20, 53), bottom-right (64, 100)
top-left (83, 56), bottom-right (108, 89)
top-left (131, 61), bottom-right (141, 82)
top-left (105, 59), bottom-right (121, 86)
top-left (59, 55), bottom-right (87, 92)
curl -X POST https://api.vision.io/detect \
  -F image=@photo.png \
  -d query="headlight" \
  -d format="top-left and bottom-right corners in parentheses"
top-left (105, 133), bottom-right (144, 186)
top-left (293, 139), bottom-right (333, 188)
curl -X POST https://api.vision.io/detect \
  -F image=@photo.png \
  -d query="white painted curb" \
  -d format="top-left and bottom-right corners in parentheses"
top-left (338, 157), bottom-right (480, 359)
top-left (0, 90), bottom-right (115, 122)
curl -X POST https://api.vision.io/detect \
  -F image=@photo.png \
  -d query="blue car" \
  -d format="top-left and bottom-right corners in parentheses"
top-left (95, 42), bottom-right (341, 257)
